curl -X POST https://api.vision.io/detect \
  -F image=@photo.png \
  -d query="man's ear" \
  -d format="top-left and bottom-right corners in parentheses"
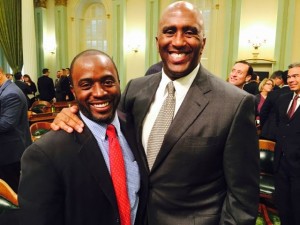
top-left (245, 75), bottom-right (252, 82)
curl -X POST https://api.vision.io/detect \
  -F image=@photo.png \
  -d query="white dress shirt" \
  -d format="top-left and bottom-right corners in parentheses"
top-left (142, 64), bottom-right (200, 153)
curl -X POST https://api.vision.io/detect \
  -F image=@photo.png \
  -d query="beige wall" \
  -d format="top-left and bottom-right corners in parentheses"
top-left (125, 0), bottom-right (147, 82)
top-left (292, 0), bottom-right (300, 63)
top-left (16, 0), bottom-right (300, 83)
top-left (238, 0), bottom-right (278, 60)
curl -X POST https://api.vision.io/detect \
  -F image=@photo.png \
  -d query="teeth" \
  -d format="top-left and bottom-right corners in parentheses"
top-left (93, 102), bottom-right (109, 108)
top-left (171, 53), bottom-right (185, 59)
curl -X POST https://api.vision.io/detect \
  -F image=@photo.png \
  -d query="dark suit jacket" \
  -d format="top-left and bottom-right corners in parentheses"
top-left (18, 114), bottom-right (148, 225)
top-left (274, 92), bottom-right (300, 175)
top-left (145, 61), bottom-right (163, 76)
top-left (119, 65), bottom-right (259, 225)
top-left (243, 81), bottom-right (259, 95)
top-left (37, 75), bottom-right (55, 102)
top-left (55, 76), bottom-right (71, 101)
top-left (260, 86), bottom-right (292, 141)
top-left (15, 80), bottom-right (31, 108)
top-left (0, 80), bottom-right (31, 166)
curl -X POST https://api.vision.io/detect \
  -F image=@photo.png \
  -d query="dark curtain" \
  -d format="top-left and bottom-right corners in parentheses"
top-left (0, 0), bottom-right (23, 73)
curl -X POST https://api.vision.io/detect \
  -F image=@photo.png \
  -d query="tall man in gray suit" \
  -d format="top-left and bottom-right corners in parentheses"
top-left (51, 1), bottom-right (259, 224)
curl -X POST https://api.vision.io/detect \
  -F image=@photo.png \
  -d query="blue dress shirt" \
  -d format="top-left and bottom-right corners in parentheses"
top-left (80, 112), bottom-right (140, 224)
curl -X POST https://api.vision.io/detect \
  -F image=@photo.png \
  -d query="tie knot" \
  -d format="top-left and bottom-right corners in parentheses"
top-left (293, 95), bottom-right (299, 101)
top-left (106, 124), bottom-right (117, 138)
top-left (167, 81), bottom-right (175, 96)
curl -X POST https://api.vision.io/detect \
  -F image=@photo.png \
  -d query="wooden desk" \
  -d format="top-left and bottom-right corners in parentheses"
top-left (28, 101), bottom-right (77, 124)
top-left (52, 101), bottom-right (78, 113)
top-left (28, 112), bottom-right (56, 124)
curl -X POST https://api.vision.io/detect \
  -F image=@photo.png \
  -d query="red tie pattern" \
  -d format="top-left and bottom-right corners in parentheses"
top-left (287, 95), bottom-right (299, 119)
top-left (106, 124), bottom-right (131, 225)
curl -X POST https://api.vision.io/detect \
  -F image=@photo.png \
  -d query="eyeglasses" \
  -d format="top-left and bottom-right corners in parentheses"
top-left (265, 82), bottom-right (273, 85)
top-left (287, 74), bottom-right (300, 79)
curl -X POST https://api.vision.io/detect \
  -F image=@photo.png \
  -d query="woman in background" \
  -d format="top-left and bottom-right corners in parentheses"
top-left (23, 74), bottom-right (37, 107)
top-left (255, 78), bottom-right (274, 131)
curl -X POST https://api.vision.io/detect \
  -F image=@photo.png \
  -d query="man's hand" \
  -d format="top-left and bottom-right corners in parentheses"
top-left (50, 105), bottom-right (84, 133)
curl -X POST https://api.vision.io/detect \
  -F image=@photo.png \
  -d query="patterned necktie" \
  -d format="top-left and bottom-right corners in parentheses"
top-left (106, 124), bottom-right (131, 225)
top-left (147, 81), bottom-right (176, 169)
top-left (287, 95), bottom-right (299, 118)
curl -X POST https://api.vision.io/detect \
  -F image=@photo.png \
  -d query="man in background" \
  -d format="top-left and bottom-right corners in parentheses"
top-left (274, 63), bottom-right (300, 225)
top-left (145, 61), bottom-right (163, 76)
top-left (243, 72), bottom-right (260, 95)
top-left (0, 67), bottom-right (31, 192)
top-left (270, 70), bottom-right (284, 90)
top-left (14, 72), bottom-right (31, 108)
top-left (260, 70), bottom-right (291, 141)
top-left (228, 60), bottom-right (254, 91)
top-left (37, 68), bottom-right (55, 102)
top-left (5, 73), bottom-right (13, 81)
top-left (65, 67), bottom-right (75, 101)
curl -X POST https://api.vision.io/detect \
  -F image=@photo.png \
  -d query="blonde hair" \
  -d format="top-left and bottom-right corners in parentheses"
top-left (258, 78), bottom-right (274, 92)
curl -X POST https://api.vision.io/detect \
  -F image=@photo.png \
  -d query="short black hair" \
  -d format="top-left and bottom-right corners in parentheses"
top-left (235, 60), bottom-right (253, 76)
top-left (270, 70), bottom-right (284, 79)
top-left (69, 49), bottom-right (119, 86)
top-left (42, 68), bottom-right (49, 74)
top-left (14, 72), bottom-right (22, 80)
top-left (282, 70), bottom-right (288, 84)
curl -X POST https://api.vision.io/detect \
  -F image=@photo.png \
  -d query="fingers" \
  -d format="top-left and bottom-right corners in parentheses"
top-left (51, 106), bottom-right (84, 133)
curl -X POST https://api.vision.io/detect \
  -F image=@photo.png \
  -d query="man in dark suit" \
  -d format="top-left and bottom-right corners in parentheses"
top-left (14, 72), bottom-right (31, 108)
top-left (65, 68), bottom-right (75, 101)
top-left (274, 63), bottom-right (300, 225)
top-left (0, 68), bottom-right (31, 192)
top-left (260, 70), bottom-right (292, 141)
top-left (37, 68), bottom-right (55, 102)
top-left (18, 50), bottom-right (147, 225)
top-left (51, 2), bottom-right (259, 224)
top-left (145, 61), bottom-right (163, 76)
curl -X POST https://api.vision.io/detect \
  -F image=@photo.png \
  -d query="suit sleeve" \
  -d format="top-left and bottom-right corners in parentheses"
top-left (0, 93), bottom-right (24, 133)
top-left (220, 94), bottom-right (260, 225)
top-left (18, 145), bottom-right (64, 225)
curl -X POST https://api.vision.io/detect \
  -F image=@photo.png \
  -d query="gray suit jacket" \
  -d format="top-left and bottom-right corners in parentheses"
top-left (119, 65), bottom-right (259, 225)
top-left (0, 80), bottom-right (31, 165)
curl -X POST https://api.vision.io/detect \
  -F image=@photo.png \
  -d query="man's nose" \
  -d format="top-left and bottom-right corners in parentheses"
top-left (93, 83), bottom-right (107, 96)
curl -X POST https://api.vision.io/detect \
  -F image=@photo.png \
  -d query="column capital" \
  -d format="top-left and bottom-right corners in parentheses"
top-left (55, 0), bottom-right (67, 6)
top-left (34, 0), bottom-right (47, 8)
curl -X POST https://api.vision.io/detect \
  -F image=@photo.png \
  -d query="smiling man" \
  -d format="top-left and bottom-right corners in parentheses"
top-left (18, 50), bottom-right (147, 225)
top-left (228, 60), bottom-right (253, 89)
top-left (274, 62), bottom-right (300, 225)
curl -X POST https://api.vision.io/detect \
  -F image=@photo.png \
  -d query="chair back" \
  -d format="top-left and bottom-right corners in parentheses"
top-left (259, 139), bottom-right (275, 175)
top-left (30, 100), bottom-right (52, 113)
top-left (0, 179), bottom-right (18, 213)
top-left (30, 122), bottom-right (52, 142)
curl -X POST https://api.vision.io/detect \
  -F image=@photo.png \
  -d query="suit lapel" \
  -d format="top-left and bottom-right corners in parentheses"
top-left (76, 126), bottom-right (117, 210)
top-left (151, 67), bottom-right (211, 171)
top-left (284, 93), bottom-right (300, 121)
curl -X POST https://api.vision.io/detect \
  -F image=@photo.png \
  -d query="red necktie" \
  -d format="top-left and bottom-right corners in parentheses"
top-left (287, 95), bottom-right (299, 118)
top-left (106, 124), bottom-right (131, 225)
